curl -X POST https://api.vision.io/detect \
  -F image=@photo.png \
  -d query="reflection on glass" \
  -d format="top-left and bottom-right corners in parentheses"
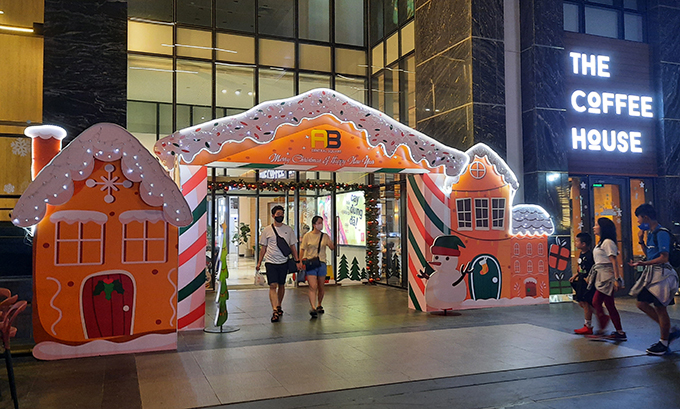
top-left (585, 6), bottom-right (618, 39)
top-left (216, 65), bottom-right (256, 109)
top-left (216, 0), bottom-right (256, 32)
top-left (259, 69), bottom-right (295, 102)
top-left (370, 0), bottom-right (384, 45)
top-left (299, 0), bottom-right (330, 42)
top-left (258, 0), bottom-right (295, 38)
top-left (630, 179), bottom-right (651, 258)
top-left (177, 60), bottom-right (213, 106)
top-left (336, 76), bottom-right (366, 103)
top-left (177, 0), bottom-right (212, 27)
top-left (404, 56), bottom-right (416, 126)
top-left (335, 0), bottom-right (365, 46)
top-left (299, 73), bottom-right (331, 93)
top-left (128, 0), bottom-right (173, 22)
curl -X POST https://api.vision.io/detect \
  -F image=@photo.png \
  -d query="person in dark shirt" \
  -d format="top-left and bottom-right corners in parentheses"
top-left (570, 232), bottom-right (596, 335)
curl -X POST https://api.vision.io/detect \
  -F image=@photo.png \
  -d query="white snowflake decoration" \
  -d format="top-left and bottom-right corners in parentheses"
top-left (85, 164), bottom-right (133, 203)
top-left (3, 184), bottom-right (15, 194)
top-left (11, 138), bottom-right (30, 157)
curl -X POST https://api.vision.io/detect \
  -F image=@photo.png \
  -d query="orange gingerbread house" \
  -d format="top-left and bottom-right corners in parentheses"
top-left (12, 123), bottom-right (192, 360)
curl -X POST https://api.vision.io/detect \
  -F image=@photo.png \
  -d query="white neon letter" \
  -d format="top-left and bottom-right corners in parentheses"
top-left (572, 128), bottom-right (587, 150)
top-left (587, 129), bottom-right (602, 150)
top-left (628, 95), bottom-right (640, 116)
top-left (641, 97), bottom-right (654, 118)
top-left (617, 131), bottom-right (629, 153)
top-left (602, 130), bottom-right (617, 151)
top-left (588, 92), bottom-right (602, 114)
top-left (630, 131), bottom-right (643, 153)
top-left (570, 52), bottom-right (582, 74)
top-left (582, 54), bottom-right (597, 76)
top-left (597, 55), bottom-right (610, 77)
top-left (615, 94), bottom-right (627, 115)
top-left (602, 92), bottom-right (615, 114)
top-left (571, 90), bottom-right (586, 112)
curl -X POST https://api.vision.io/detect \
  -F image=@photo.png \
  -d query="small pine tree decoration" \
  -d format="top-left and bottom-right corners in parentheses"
top-left (337, 254), bottom-right (350, 281)
top-left (350, 257), bottom-right (361, 281)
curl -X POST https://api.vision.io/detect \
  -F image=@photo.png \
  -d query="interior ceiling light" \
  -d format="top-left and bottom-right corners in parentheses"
top-left (0, 24), bottom-right (34, 33)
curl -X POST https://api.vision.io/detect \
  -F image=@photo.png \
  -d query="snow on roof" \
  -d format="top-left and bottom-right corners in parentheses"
top-left (511, 205), bottom-right (555, 236)
top-left (153, 88), bottom-right (470, 176)
top-left (466, 144), bottom-right (520, 190)
top-left (12, 123), bottom-right (192, 228)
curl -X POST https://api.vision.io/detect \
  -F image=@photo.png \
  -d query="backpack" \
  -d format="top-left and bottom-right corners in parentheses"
top-left (651, 227), bottom-right (680, 268)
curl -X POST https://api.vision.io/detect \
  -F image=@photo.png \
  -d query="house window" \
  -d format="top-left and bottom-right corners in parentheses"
top-left (538, 260), bottom-right (545, 273)
top-left (491, 198), bottom-right (506, 230)
top-left (456, 198), bottom-right (472, 230)
top-left (120, 210), bottom-right (168, 263)
top-left (527, 260), bottom-right (533, 274)
top-left (513, 243), bottom-right (520, 256)
top-left (563, 0), bottom-right (645, 43)
top-left (526, 243), bottom-right (533, 256)
top-left (475, 198), bottom-right (489, 230)
top-left (514, 260), bottom-right (520, 273)
top-left (51, 211), bottom-right (107, 265)
top-left (538, 243), bottom-right (545, 256)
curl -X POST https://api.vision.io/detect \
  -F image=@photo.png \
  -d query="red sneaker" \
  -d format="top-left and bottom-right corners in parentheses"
top-left (574, 325), bottom-right (593, 335)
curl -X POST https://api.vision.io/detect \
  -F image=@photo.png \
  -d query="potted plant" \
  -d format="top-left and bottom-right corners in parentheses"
top-left (231, 222), bottom-right (251, 257)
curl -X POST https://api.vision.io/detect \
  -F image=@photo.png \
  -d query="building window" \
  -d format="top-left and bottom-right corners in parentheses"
top-left (527, 260), bottom-right (534, 274)
top-left (563, 0), bottom-right (646, 42)
top-left (526, 243), bottom-right (533, 256)
top-left (51, 211), bottom-right (107, 266)
top-left (514, 260), bottom-right (521, 273)
top-left (121, 211), bottom-right (167, 263)
top-left (491, 198), bottom-right (506, 230)
top-left (538, 260), bottom-right (545, 273)
top-left (514, 243), bottom-right (520, 256)
top-left (456, 198), bottom-right (472, 230)
top-left (538, 243), bottom-right (544, 256)
top-left (475, 198), bottom-right (489, 230)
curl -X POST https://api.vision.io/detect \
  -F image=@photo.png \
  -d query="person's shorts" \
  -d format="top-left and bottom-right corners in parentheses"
top-left (265, 262), bottom-right (288, 285)
top-left (305, 262), bottom-right (327, 278)
top-left (637, 287), bottom-right (676, 307)
top-left (571, 274), bottom-right (594, 304)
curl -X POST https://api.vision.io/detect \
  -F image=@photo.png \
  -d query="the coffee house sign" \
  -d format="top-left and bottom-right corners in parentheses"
top-left (568, 52), bottom-right (653, 154)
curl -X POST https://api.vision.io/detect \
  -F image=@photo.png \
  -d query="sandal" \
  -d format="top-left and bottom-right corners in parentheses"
top-left (316, 306), bottom-right (324, 314)
top-left (309, 309), bottom-right (318, 318)
top-left (277, 306), bottom-right (284, 316)
top-left (271, 310), bottom-right (280, 323)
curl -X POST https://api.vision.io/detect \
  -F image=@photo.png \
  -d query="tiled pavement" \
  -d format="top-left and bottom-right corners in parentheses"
top-left (1, 285), bottom-right (679, 408)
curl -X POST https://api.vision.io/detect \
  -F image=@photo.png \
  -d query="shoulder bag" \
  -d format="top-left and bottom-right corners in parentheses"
top-left (272, 224), bottom-right (297, 273)
top-left (304, 233), bottom-right (324, 270)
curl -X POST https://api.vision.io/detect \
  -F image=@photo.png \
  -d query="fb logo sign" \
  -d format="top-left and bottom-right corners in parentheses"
top-left (310, 130), bottom-right (341, 149)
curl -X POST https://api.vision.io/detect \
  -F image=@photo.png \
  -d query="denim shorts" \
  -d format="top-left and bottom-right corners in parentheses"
top-left (306, 262), bottom-right (327, 277)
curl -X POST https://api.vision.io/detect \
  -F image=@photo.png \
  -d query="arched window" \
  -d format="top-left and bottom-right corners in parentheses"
top-left (526, 243), bottom-right (533, 256)
top-left (514, 243), bottom-right (520, 256)
top-left (538, 243), bottom-right (544, 256)
top-left (527, 260), bottom-right (533, 274)
top-left (514, 260), bottom-right (521, 273)
top-left (538, 260), bottom-right (545, 273)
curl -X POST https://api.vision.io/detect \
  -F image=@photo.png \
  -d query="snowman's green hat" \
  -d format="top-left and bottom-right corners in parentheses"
top-left (430, 235), bottom-right (465, 256)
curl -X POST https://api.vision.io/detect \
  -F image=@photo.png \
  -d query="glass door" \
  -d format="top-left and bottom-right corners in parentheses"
top-left (378, 179), bottom-right (407, 288)
top-left (589, 177), bottom-right (634, 291)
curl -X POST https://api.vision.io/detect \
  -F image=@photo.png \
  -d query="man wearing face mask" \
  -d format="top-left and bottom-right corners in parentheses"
top-left (629, 204), bottom-right (680, 355)
top-left (257, 205), bottom-right (303, 322)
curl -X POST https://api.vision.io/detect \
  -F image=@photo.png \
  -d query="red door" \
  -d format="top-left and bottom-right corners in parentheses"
top-left (81, 273), bottom-right (134, 339)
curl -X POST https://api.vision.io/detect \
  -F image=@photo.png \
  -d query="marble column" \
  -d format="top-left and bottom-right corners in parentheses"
top-left (648, 0), bottom-right (680, 229)
top-left (43, 0), bottom-right (127, 144)
top-left (414, 0), bottom-right (506, 156)
top-left (519, 0), bottom-right (569, 235)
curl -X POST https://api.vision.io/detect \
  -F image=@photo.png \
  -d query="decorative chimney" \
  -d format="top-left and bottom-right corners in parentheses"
top-left (24, 125), bottom-right (67, 179)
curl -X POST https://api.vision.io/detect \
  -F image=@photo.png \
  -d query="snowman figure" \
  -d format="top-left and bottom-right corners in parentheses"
top-left (422, 235), bottom-right (470, 311)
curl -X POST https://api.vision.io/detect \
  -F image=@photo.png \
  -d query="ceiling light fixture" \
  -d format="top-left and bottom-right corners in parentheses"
top-left (0, 24), bottom-right (34, 33)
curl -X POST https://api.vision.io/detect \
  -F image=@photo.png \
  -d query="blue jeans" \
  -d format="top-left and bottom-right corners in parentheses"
top-left (306, 262), bottom-right (327, 277)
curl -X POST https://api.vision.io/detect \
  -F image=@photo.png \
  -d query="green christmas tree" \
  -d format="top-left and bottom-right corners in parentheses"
top-left (381, 251), bottom-right (390, 279)
top-left (337, 254), bottom-right (349, 281)
top-left (214, 225), bottom-right (229, 327)
top-left (392, 253), bottom-right (400, 279)
top-left (361, 267), bottom-right (367, 281)
top-left (350, 257), bottom-right (361, 281)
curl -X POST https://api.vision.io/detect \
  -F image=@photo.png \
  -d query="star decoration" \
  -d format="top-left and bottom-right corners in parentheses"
top-left (580, 182), bottom-right (586, 190)
top-left (640, 181), bottom-right (645, 188)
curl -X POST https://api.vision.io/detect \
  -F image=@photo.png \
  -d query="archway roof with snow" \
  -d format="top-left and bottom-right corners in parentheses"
top-left (13, 123), bottom-right (192, 228)
top-left (153, 88), bottom-right (470, 176)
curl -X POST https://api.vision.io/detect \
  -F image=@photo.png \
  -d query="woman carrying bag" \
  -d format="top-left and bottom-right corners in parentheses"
top-left (300, 216), bottom-right (335, 318)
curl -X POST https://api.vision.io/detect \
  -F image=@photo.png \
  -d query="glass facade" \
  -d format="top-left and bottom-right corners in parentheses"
top-left (564, 0), bottom-right (646, 42)
top-left (126, 0), bottom-right (369, 151)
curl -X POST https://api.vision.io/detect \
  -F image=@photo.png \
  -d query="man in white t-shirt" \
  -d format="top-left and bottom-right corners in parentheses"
top-left (256, 205), bottom-right (302, 322)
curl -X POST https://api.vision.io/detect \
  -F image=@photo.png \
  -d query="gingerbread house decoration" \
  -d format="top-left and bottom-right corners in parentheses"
top-left (448, 144), bottom-right (553, 302)
top-left (13, 123), bottom-right (192, 360)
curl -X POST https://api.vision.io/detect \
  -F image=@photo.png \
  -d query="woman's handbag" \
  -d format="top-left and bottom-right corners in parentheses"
top-left (304, 234), bottom-right (324, 270)
top-left (271, 225), bottom-right (298, 273)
